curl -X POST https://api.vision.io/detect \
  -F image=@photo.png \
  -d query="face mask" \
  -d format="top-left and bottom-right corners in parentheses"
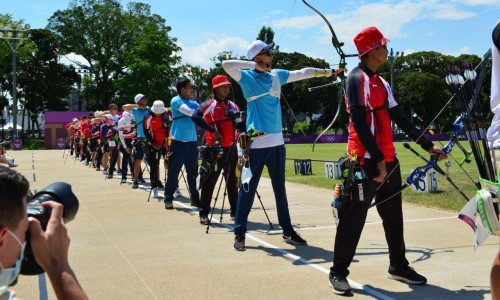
top-left (241, 165), bottom-right (252, 192)
top-left (0, 230), bottom-right (26, 287)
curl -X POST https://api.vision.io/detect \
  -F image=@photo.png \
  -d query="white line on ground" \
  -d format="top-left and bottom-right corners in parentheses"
top-left (264, 216), bottom-right (458, 234)
top-left (173, 200), bottom-right (396, 300)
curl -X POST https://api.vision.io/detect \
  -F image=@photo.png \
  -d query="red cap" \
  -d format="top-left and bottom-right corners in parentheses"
top-left (354, 26), bottom-right (390, 57)
top-left (212, 75), bottom-right (232, 89)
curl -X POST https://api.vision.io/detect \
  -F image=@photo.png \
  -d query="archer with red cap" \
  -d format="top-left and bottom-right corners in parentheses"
top-left (328, 26), bottom-right (445, 295)
top-left (196, 75), bottom-right (245, 225)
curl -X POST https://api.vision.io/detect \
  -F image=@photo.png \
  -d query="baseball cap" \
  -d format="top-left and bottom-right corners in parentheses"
top-left (212, 75), bottom-right (232, 89)
top-left (134, 93), bottom-right (146, 104)
top-left (151, 100), bottom-right (166, 114)
top-left (247, 40), bottom-right (275, 60)
top-left (72, 118), bottom-right (78, 122)
top-left (354, 26), bottom-right (390, 57)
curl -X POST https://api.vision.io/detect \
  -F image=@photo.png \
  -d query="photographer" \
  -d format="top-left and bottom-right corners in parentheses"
top-left (197, 75), bottom-right (245, 224)
top-left (0, 166), bottom-right (87, 299)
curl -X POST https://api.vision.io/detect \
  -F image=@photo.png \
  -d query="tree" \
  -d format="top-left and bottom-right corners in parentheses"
top-left (18, 29), bottom-right (79, 115)
top-left (47, 0), bottom-right (181, 109)
top-left (257, 26), bottom-right (275, 45)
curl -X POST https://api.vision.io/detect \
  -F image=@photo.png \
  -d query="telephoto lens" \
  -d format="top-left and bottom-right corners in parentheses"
top-left (21, 182), bottom-right (79, 275)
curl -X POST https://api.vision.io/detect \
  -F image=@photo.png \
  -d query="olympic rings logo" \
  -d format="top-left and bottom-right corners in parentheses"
top-left (325, 135), bottom-right (336, 142)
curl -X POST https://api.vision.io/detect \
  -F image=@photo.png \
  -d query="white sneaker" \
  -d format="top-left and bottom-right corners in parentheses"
top-left (152, 188), bottom-right (159, 198)
top-left (174, 188), bottom-right (183, 197)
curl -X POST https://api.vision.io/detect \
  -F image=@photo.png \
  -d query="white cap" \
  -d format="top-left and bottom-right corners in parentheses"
top-left (151, 100), bottom-right (166, 114)
top-left (134, 93), bottom-right (146, 104)
top-left (72, 118), bottom-right (78, 122)
top-left (122, 111), bottom-right (134, 123)
top-left (247, 40), bottom-right (275, 60)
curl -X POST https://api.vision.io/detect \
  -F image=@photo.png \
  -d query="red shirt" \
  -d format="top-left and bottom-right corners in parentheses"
top-left (80, 120), bottom-right (91, 139)
top-left (345, 66), bottom-right (397, 163)
top-left (144, 114), bottom-right (167, 146)
top-left (200, 99), bottom-right (240, 147)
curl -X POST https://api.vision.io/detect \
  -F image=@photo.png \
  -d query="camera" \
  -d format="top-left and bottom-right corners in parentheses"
top-left (225, 109), bottom-right (245, 120)
top-left (21, 182), bottom-right (79, 275)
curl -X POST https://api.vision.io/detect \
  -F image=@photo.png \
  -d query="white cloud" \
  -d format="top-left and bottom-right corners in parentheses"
top-left (459, 0), bottom-right (500, 6)
top-left (59, 52), bottom-right (89, 67)
top-left (179, 36), bottom-right (249, 68)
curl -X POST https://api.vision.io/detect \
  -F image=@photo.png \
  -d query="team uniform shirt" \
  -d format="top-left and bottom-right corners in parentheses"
top-left (345, 63), bottom-right (398, 163)
top-left (131, 107), bottom-right (149, 138)
top-left (90, 123), bottom-right (101, 139)
top-left (80, 120), bottom-right (91, 139)
top-left (222, 60), bottom-right (333, 149)
top-left (199, 98), bottom-right (241, 147)
top-left (118, 115), bottom-right (136, 148)
top-left (104, 113), bottom-right (120, 125)
top-left (170, 95), bottom-right (199, 142)
top-left (144, 113), bottom-right (168, 147)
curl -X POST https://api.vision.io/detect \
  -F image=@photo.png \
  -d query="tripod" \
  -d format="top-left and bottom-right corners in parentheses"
top-left (205, 143), bottom-right (272, 233)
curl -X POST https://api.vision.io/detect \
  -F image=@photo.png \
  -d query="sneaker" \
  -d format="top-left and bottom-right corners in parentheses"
top-left (96, 167), bottom-right (101, 171)
top-left (190, 200), bottom-right (200, 208)
top-left (132, 181), bottom-right (139, 189)
top-left (199, 215), bottom-right (209, 225)
top-left (103, 168), bottom-right (108, 175)
top-left (156, 181), bottom-right (164, 189)
top-left (230, 212), bottom-right (236, 221)
top-left (7, 162), bottom-right (18, 167)
top-left (120, 178), bottom-right (127, 184)
top-left (329, 274), bottom-right (351, 295)
top-left (387, 265), bottom-right (427, 285)
top-left (164, 199), bottom-right (174, 210)
top-left (138, 178), bottom-right (146, 184)
top-left (107, 173), bottom-right (113, 179)
top-left (174, 188), bottom-right (183, 197)
top-left (152, 188), bottom-right (159, 198)
top-left (233, 235), bottom-right (246, 251)
top-left (283, 231), bottom-right (307, 245)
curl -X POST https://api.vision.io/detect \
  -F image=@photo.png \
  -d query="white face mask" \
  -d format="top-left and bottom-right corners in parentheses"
top-left (0, 230), bottom-right (26, 287)
top-left (241, 165), bottom-right (252, 192)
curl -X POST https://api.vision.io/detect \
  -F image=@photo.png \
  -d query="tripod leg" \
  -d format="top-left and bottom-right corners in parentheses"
top-left (255, 189), bottom-right (273, 229)
top-left (219, 173), bottom-right (228, 222)
top-left (179, 167), bottom-right (191, 198)
top-left (206, 173), bottom-right (225, 234)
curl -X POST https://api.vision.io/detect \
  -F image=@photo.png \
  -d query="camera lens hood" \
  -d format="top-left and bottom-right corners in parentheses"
top-left (31, 182), bottom-right (79, 222)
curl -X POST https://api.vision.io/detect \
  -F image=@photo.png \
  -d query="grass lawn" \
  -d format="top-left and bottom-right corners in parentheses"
top-left (261, 142), bottom-right (483, 213)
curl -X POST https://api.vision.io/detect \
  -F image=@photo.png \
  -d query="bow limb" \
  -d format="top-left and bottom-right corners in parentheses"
top-left (312, 85), bottom-right (342, 152)
top-left (301, 0), bottom-right (348, 71)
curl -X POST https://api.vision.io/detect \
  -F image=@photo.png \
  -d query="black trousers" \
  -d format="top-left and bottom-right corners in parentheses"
top-left (147, 145), bottom-right (165, 188)
top-left (199, 146), bottom-right (238, 218)
top-left (330, 158), bottom-right (408, 278)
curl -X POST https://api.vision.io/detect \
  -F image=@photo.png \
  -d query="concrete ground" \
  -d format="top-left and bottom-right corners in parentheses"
top-left (9, 150), bottom-right (500, 299)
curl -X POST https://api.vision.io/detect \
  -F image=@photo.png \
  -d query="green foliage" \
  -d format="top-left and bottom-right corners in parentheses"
top-left (22, 138), bottom-right (45, 150)
top-left (256, 26), bottom-right (275, 45)
top-left (47, 0), bottom-right (181, 109)
top-left (274, 143), bottom-right (478, 212)
top-left (18, 29), bottom-right (79, 114)
top-left (293, 121), bottom-right (309, 134)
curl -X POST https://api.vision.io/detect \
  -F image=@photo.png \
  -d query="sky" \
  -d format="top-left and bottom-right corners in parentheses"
top-left (2, 0), bottom-right (500, 70)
